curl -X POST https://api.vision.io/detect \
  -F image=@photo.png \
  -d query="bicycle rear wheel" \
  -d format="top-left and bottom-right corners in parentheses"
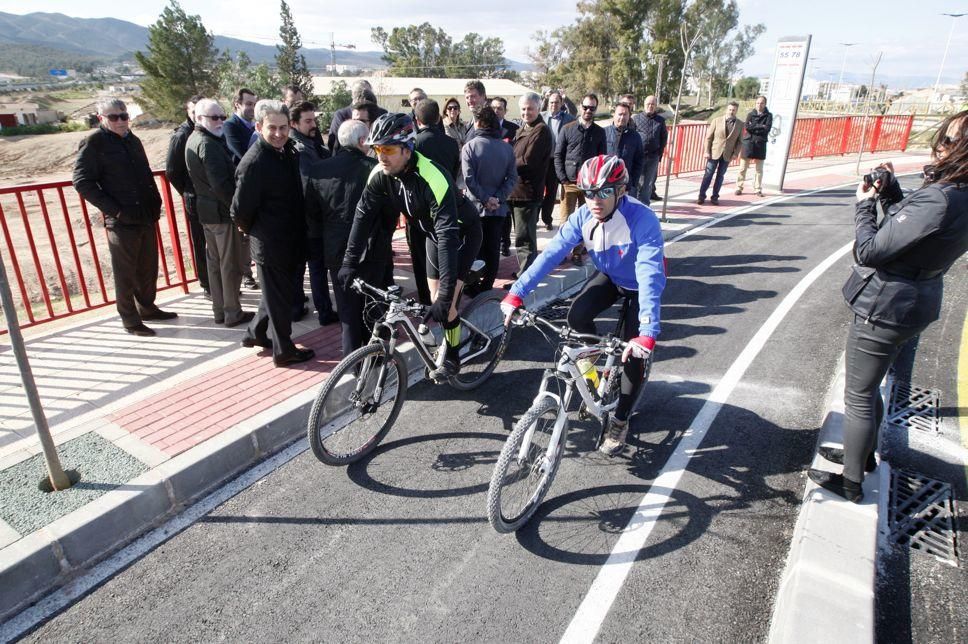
top-left (449, 290), bottom-right (510, 391)
top-left (307, 343), bottom-right (408, 465)
top-left (486, 396), bottom-right (563, 533)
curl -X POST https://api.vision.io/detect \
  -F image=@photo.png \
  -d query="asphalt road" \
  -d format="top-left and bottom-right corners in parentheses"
top-left (18, 181), bottom-right (953, 642)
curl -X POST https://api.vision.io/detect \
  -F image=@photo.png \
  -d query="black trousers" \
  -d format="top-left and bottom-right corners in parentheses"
top-left (842, 315), bottom-right (924, 482)
top-left (510, 200), bottom-right (541, 273)
top-left (477, 216), bottom-right (505, 291)
top-left (107, 224), bottom-right (161, 328)
top-left (334, 263), bottom-right (392, 357)
top-left (183, 195), bottom-right (208, 291)
top-left (406, 222), bottom-right (432, 305)
top-left (246, 261), bottom-right (299, 359)
top-left (540, 162), bottom-right (559, 227)
top-left (501, 216), bottom-right (512, 251)
top-left (566, 271), bottom-right (646, 422)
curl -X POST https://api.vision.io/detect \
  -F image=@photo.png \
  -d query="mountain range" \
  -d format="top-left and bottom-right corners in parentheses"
top-left (0, 11), bottom-right (388, 75)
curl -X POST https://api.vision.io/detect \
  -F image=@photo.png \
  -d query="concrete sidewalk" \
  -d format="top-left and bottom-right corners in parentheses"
top-left (0, 151), bottom-right (932, 623)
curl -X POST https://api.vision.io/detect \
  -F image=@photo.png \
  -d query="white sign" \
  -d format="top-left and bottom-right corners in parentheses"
top-left (763, 36), bottom-right (811, 192)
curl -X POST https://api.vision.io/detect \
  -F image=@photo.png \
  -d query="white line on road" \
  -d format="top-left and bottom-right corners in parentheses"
top-left (559, 240), bottom-right (855, 644)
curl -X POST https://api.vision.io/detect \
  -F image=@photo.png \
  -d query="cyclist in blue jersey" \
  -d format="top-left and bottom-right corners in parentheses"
top-left (501, 154), bottom-right (666, 455)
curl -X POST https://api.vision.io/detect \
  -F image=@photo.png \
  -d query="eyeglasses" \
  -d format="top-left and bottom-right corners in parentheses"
top-left (581, 105), bottom-right (597, 111)
top-left (446, 105), bottom-right (460, 111)
top-left (103, 113), bottom-right (129, 122)
top-left (372, 144), bottom-right (403, 157)
top-left (201, 114), bottom-right (227, 121)
top-left (583, 187), bottom-right (615, 200)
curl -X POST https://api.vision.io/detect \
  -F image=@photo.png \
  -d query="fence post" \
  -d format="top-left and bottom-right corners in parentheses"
top-left (900, 114), bottom-right (914, 152)
top-left (840, 117), bottom-right (853, 156)
top-left (158, 173), bottom-right (189, 294)
top-left (869, 116), bottom-right (884, 152)
top-left (808, 119), bottom-right (821, 159)
top-left (673, 124), bottom-right (686, 177)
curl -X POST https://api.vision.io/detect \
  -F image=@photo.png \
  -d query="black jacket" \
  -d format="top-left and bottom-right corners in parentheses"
top-left (72, 127), bottom-right (161, 228)
top-left (165, 118), bottom-right (195, 197)
top-left (185, 127), bottom-right (236, 225)
top-left (327, 104), bottom-right (388, 152)
top-left (223, 113), bottom-right (255, 165)
top-left (345, 151), bottom-right (479, 304)
top-left (500, 119), bottom-right (519, 143)
top-left (231, 137), bottom-right (306, 267)
top-left (631, 112), bottom-right (668, 158)
top-left (554, 120), bottom-right (606, 183)
top-left (741, 109), bottom-right (773, 160)
top-left (415, 123), bottom-right (460, 181)
top-left (843, 178), bottom-right (968, 328)
top-left (290, 129), bottom-right (330, 171)
top-left (304, 147), bottom-right (379, 270)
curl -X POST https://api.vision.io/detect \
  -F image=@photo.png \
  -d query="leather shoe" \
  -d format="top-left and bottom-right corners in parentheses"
top-left (696, 198), bottom-right (705, 205)
top-left (242, 276), bottom-right (259, 290)
top-left (318, 311), bottom-right (340, 326)
top-left (241, 335), bottom-right (272, 349)
top-left (141, 310), bottom-right (178, 321)
top-left (124, 323), bottom-right (155, 337)
top-left (808, 468), bottom-right (863, 503)
top-left (818, 446), bottom-right (877, 473)
top-left (734, 188), bottom-right (742, 195)
top-left (292, 305), bottom-right (309, 322)
top-left (225, 311), bottom-right (255, 328)
top-left (274, 347), bottom-right (315, 367)
top-left (710, 197), bottom-right (719, 205)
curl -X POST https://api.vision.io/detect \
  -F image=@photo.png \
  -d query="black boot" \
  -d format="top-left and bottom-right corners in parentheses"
top-left (807, 469), bottom-right (863, 503)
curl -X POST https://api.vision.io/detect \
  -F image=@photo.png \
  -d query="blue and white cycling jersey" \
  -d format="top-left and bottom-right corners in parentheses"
top-left (510, 195), bottom-right (665, 337)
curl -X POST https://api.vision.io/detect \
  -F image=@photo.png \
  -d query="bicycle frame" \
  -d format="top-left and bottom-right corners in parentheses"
top-left (515, 317), bottom-right (625, 464)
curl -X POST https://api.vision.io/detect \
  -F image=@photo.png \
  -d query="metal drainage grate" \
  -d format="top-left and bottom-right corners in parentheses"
top-left (888, 469), bottom-right (959, 566)
top-left (886, 380), bottom-right (940, 434)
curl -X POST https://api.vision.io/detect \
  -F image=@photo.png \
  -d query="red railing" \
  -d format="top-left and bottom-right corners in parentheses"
top-left (0, 171), bottom-right (197, 334)
top-left (662, 114), bottom-right (914, 176)
top-left (0, 113), bottom-right (914, 334)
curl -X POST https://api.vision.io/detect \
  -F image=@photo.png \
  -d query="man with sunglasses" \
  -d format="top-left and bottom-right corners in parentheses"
top-left (554, 93), bottom-right (606, 263)
top-left (501, 155), bottom-right (666, 456)
top-left (73, 98), bottom-right (177, 337)
top-left (339, 113), bottom-right (482, 382)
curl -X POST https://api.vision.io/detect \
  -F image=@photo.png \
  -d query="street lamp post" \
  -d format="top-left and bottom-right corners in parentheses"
top-left (932, 13), bottom-right (966, 107)
top-left (836, 42), bottom-right (858, 101)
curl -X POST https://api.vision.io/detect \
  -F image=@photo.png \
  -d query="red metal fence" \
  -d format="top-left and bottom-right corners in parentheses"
top-left (0, 114), bottom-right (914, 334)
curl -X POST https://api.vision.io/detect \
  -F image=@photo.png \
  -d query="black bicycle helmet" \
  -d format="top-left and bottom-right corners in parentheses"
top-left (365, 112), bottom-right (416, 148)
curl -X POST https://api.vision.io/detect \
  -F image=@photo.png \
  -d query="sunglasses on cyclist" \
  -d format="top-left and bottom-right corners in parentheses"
top-left (372, 144), bottom-right (403, 157)
top-left (103, 113), bottom-right (129, 122)
top-left (201, 114), bottom-right (227, 121)
top-left (583, 187), bottom-right (615, 200)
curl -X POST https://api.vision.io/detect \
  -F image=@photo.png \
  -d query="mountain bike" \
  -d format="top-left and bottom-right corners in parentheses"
top-left (486, 296), bottom-right (652, 533)
top-left (307, 272), bottom-right (509, 466)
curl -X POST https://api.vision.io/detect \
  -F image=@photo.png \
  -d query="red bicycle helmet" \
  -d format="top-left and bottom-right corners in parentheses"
top-left (576, 154), bottom-right (629, 191)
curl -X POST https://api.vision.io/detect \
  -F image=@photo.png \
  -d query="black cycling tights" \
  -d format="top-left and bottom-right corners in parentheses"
top-left (566, 271), bottom-right (645, 422)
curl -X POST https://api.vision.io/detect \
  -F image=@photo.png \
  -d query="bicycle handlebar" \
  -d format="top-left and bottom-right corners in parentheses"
top-left (512, 309), bottom-right (628, 353)
top-left (352, 279), bottom-right (427, 315)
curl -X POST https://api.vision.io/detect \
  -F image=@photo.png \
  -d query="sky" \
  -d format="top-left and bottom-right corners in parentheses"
top-left (7, 0), bottom-right (968, 84)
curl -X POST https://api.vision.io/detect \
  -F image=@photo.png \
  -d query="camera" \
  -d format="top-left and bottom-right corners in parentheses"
top-left (862, 167), bottom-right (893, 192)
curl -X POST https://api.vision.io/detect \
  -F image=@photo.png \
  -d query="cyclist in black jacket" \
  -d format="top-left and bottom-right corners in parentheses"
top-left (809, 109), bottom-right (968, 503)
top-left (339, 113), bottom-right (482, 381)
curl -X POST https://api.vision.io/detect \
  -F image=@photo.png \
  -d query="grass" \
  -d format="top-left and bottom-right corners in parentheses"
top-left (0, 122), bottom-right (90, 136)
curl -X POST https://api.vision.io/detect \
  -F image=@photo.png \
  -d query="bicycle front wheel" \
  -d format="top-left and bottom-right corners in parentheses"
top-left (307, 343), bottom-right (408, 465)
top-left (486, 396), bottom-right (564, 533)
top-left (449, 290), bottom-right (510, 391)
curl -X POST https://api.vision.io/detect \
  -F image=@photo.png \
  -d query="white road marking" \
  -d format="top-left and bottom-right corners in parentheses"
top-left (559, 238), bottom-right (855, 643)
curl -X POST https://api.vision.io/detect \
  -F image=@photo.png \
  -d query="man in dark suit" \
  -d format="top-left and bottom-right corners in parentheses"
top-left (231, 100), bottom-right (314, 367)
top-left (165, 94), bottom-right (209, 296)
top-left (73, 98), bottom-right (177, 336)
top-left (222, 87), bottom-right (260, 290)
top-left (539, 91), bottom-right (576, 229)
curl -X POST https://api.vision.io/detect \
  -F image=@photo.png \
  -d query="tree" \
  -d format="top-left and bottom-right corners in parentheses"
top-left (452, 33), bottom-right (510, 78)
top-left (134, 1), bottom-right (219, 122)
top-left (216, 50), bottom-right (280, 103)
top-left (275, 0), bottom-right (314, 98)
top-left (734, 76), bottom-right (760, 99)
top-left (372, 24), bottom-right (510, 78)
top-left (685, 0), bottom-right (765, 106)
top-left (314, 80), bottom-right (352, 132)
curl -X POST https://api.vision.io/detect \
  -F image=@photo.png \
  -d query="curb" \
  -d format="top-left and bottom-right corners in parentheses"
top-left (768, 352), bottom-right (888, 643)
top-left (0, 260), bottom-right (596, 623)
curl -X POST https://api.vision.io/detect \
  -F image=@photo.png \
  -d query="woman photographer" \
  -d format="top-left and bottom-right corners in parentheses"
top-left (809, 110), bottom-right (968, 503)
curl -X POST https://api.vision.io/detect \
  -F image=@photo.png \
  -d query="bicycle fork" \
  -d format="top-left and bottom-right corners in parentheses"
top-left (517, 369), bottom-right (574, 467)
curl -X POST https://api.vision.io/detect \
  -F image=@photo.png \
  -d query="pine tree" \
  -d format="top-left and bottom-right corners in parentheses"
top-left (276, 1), bottom-right (314, 98)
top-left (134, 1), bottom-right (219, 122)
